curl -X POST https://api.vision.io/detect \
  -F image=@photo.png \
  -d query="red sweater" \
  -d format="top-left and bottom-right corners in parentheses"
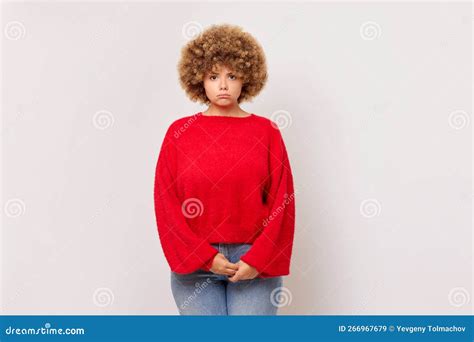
top-left (153, 112), bottom-right (296, 278)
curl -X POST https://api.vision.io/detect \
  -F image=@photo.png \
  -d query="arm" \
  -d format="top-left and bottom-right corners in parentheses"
top-left (240, 124), bottom-right (296, 278)
top-left (154, 125), bottom-right (219, 274)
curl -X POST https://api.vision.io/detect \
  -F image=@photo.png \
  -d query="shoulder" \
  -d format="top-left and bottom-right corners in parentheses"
top-left (163, 112), bottom-right (202, 138)
top-left (251, 113), bottom-right (284, 137)
top-left (167, 112), bottom-right (201, 129)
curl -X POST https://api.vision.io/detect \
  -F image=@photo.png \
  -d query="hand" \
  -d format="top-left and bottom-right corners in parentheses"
top-left (227, 260), bottom-right (259, 283)
top-left (209, 253), bottom-right (239, 276)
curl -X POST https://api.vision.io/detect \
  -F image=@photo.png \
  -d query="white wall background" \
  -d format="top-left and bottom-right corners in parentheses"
top-left (1, 1), bottom-right (472, 315)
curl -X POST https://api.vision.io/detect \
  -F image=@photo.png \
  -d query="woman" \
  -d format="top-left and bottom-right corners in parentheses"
top-left (154, 23), bottom-right (296, 315)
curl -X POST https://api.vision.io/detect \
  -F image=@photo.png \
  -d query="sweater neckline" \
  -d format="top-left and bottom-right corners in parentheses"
top-left (198, 112), bottom-right (255, 119)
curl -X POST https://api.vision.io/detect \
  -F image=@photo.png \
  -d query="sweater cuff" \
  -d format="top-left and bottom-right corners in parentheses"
top-left (201, 250), bottom-right (218, 272)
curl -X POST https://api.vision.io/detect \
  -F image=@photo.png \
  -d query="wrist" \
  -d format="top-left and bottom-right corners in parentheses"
top-left (201, 252), bottom-right (218, 271)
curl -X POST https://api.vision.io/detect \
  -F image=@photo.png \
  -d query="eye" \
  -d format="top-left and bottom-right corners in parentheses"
top-left (229, 75), bottom-right (237, 80)
top-left (209, 75), bottom-right (217, 80)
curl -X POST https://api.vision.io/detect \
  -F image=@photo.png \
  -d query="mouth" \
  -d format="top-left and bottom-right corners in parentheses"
top-left (217, 94), bottom-right (231, 98)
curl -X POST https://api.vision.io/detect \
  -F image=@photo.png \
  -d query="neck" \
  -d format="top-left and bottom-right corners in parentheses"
top-left (203, 103), bottom-right (247, 117)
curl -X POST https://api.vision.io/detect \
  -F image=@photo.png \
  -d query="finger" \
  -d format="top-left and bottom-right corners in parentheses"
top-left (225, 267), bottom-right (238, 274)
top-left (225, 261), bottom-right (239, 270)
top-left (219, 266), bottom-right (237, 276)
top-left (221, 268), bottom-right (237, 276)
top-left (239, 271), bottom-right (253, 281)
top-left (228, 275), bottom-right (238, 283)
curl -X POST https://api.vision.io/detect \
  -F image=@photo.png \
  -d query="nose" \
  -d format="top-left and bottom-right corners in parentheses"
top-left (219, 77), bottom-right (228, 90)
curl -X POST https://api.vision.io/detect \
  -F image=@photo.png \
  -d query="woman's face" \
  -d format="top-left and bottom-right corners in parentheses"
top-left (203, 64), bottom-right (243, 106)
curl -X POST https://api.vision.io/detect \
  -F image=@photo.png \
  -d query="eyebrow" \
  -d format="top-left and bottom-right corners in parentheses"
top-left (209, 71), bottom-right (235, 75)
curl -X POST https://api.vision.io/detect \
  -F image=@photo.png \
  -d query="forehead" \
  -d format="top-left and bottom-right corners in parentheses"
top-left (209, 64), bottom-right (234, 73)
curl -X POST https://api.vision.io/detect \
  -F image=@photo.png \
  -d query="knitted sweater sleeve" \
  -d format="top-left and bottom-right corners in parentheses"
top-left (240, 124), bottom-right (296, 278)
top-left (154, 125), bottom-right (219, 274)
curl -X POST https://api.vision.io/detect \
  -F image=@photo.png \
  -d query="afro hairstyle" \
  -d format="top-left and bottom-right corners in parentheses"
top-left (177, 23), bottom-right (268, 105)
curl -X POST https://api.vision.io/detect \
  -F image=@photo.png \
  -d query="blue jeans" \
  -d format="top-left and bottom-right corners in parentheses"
top-left (170, 243), bottom-right (284, 315)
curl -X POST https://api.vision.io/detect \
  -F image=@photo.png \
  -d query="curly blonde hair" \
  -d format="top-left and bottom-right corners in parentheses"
top-left (177, 23), bottom-right (268, 104)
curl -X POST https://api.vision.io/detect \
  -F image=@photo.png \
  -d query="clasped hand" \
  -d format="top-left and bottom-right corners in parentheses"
top-left (208, 253), bottom-right (259, 283)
